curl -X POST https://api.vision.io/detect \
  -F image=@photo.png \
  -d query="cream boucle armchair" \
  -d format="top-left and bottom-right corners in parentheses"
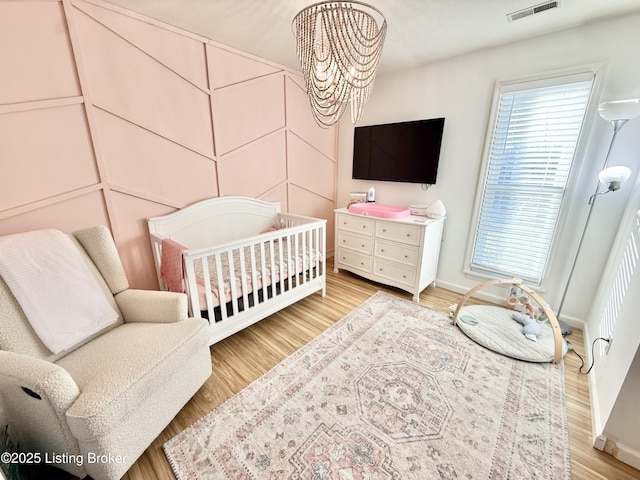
top-left (0, 226), bottom-right (212, 480)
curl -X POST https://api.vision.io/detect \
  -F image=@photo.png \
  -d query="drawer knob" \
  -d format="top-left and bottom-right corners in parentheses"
top-left (381, 249), bottom-right (385, 252)
top-left (404, 255), bottom-right (408, 258)
top-left (406, 233), bottom-right (411, 237)
top-left (361, 244), bottom-right (365, 247)
top-left (382, 229), bottom-right (387, 232)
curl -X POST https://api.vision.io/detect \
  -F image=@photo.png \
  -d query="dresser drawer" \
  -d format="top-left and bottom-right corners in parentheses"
top-left (375, 221), bottom-right (421, 246)
top-left (338, 231), bottom-right (373, 253)
top-left (373, 259), bottom-right (416, 288)
top-left (337, 214), bottom-right (374, 236)
top-left (336, 248), bottom-right (372, 273)
top-left (375, 240), bottom-right (418, 266)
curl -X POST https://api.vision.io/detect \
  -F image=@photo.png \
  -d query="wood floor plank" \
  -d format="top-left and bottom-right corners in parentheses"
top-left (122, 259), bottom-right (640, 480)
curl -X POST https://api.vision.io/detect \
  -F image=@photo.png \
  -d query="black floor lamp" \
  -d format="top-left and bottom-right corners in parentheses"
top-left (556, 98), bottom-right (639, 333)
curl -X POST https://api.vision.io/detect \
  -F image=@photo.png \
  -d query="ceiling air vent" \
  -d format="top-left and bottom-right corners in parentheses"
top-left (507, 1), bottom-right (559, 22)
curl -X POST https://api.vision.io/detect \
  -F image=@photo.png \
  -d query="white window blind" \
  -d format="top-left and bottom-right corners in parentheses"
top-left (470, 75), bottom-right (594, 283)
top-left (599, 208), bottom-right (640, 353)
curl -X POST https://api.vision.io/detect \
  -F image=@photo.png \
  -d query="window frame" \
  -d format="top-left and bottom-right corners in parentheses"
top-left (464, 69), bottom-right (601, 287)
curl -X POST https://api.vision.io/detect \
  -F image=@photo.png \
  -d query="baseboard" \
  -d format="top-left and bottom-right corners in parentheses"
top-left (603, 438), bottom-right (640, 470)
top-left (593, 434), bottom-right (607, 451)
top-left (584, 327), bottom-right (604, 448)
top-left (555, 312), bottom-right (585, 332)
top-left (434, 279), bottom-right (505, 306)
top-left (435, 279), bottom-right (586, 331)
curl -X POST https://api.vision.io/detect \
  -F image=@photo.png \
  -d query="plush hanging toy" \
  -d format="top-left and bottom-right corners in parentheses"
top-left (512, 312), bottom-right (541, 342)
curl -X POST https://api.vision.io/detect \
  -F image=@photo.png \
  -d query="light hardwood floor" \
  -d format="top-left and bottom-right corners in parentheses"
top-left (123, 259), bottom-right (640, 480)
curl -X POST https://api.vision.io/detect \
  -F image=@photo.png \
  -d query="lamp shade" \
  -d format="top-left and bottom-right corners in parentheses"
top-left (598, 98), bottom-right (640, 122)
top-left (598, 165), bottom-right (632, 185)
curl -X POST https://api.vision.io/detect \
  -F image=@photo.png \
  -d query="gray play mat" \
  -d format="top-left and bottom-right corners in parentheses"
top-left (456, 304), bottom-right (568, 363)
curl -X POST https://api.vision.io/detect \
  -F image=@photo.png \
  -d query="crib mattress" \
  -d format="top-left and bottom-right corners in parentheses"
top-left (191, 240), bottom-right (321, 308)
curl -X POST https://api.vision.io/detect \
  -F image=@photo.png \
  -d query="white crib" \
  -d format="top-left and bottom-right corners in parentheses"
top-left (148, 196), bottom-right (327, 345)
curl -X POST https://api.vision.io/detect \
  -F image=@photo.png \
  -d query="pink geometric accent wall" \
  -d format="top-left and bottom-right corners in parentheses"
top-left (0, 0), bottom-right (337, 289)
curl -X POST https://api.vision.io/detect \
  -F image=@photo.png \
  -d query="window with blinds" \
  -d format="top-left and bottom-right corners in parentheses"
top-left (470, 74), bottom-right (595, 284)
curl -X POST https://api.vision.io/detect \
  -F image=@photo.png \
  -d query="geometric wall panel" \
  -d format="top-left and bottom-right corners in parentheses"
top-left (0, 105), bottom-right (98, 211)
top-left (0, 191), bottom-right (109, 238)
top-left (0, 0), bottom-right (336, 290)
top-left (288, 132), bottom-right (336, 201)
top-left (109, 192), bottom-right (178, 289)
top-left (288, 184), bottom-right (336, 252)
top-left (207, 44), bottom-right (283, 90)
top-left (259, 184), bottom-right (289, 212)
top-left (286, 76), bottom-right (336, 159)
top-left (73, 7), bottom-right (214, 158)
top-left (217, 132), bottom-right (287, 197)
top-left (0, 1), bottom-right (80, 105)
top-left (75, 1), bottom-right (209, 91)
top-left (94, 109), bottom-right (218, 206)
top-left (213, 74), bottom-right (286, 155)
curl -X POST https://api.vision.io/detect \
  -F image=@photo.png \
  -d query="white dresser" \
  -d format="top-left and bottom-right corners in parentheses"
top-left (334, 208), bottom-right (445, 301)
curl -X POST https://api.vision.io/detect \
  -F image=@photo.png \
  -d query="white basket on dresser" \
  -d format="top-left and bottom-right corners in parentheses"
top-left (334, 207), bottom-right (444, 301)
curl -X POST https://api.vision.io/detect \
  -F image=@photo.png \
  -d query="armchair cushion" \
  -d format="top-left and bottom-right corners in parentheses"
top-left (56, 318), bottom-right (209, 441)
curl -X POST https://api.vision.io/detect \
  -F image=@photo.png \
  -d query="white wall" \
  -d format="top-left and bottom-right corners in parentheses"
top-left (337, 12), bottom-right (640, 325)
top-left (602, 348), bottom-right (640, 469)
top-left (337, 11), bottom-right (640, 466)
top-left (586, 172), bottom-right (640, 466)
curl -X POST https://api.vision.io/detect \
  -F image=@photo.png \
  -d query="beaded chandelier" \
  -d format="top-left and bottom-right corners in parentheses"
top-left (292, 1), bottom-right (387, 127)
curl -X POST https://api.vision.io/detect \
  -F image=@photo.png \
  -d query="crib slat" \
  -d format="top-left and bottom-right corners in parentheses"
top-left (269, 238), bottom-right (277, 298)
top-left (304, 230), bottom-right (309, 284)
top-left (199, 256), bottom-right (215, 322)
top-left (183, 257), bottom-right (200, 317)
top-left (295, 231), bottom-right (301, 286)
top-left (259, 241), bottom-right (268, 304)
top-left (214, 252), bottom-right (227, 323)
top-left (239, 246), bottom-right (250, 314)
top-left (312, 228), bottom-right (317, 281)
top-left (287, 232), bottom-right (293, 291)
top-left (249, 243), bottom-right (259, 307)
top-left (227, 249), bottom-right (239, 317)
top-left (278, 235), bottom-right (285, 294)
top-left (320, 223), bottom-right (326, 296)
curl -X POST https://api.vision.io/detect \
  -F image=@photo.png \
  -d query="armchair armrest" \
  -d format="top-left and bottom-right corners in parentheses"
top-left (0, 351), bottom-right (84, 474)
top-left (115, 289), bottom-right (189, 324)
top-left (0, 351), bottom-right (80, 408)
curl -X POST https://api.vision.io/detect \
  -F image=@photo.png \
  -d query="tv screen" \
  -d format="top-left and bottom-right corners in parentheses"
top-left (352, 118), bottom-right (445, 184)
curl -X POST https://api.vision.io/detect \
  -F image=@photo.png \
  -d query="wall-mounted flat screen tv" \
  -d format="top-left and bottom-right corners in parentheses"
top-left (352, 117), bottom-right (445, 184)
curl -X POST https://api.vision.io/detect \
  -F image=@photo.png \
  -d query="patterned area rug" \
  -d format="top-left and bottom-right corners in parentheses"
top-left (164, 291), bottom-right (570, 479)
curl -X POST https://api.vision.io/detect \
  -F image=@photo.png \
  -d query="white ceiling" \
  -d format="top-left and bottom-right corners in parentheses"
top-left (104, 0), bottom-right (640, 74)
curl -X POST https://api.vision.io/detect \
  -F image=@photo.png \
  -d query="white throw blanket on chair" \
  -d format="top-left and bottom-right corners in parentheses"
top-left (0, 228), bottom-right (118, 354)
